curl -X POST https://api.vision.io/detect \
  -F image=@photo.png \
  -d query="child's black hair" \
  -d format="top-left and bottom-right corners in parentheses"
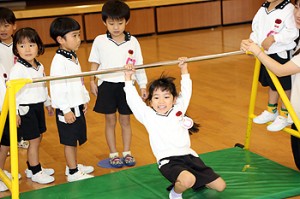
top-left (50, 17), bottom-right (81, 44)
top-left (101, 0), bottom-right (130, 22)
top-left (147, 74), bottom-right (200, 134)
top-left (0, 7), bottom-right (16, 25)
top-left (12, 27), bottom-right (44, 57)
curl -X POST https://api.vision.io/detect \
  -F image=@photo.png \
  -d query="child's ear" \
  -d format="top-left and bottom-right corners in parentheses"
top-left (125, 19), bottom-right (130, 25)
top-left (173, 96), bottom-right (177, 104)
top-left (102, 21), bottom-right (107, 27)
top-left (13, 23), bottom-right (17, 31)
top-left (56, 36), bottom-right (64, 44)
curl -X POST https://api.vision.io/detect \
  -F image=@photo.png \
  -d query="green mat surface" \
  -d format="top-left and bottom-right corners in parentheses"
top-left (5, 147), bottom-right (300, 199)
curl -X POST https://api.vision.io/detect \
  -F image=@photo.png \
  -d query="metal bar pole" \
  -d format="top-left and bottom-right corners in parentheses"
top-left (32, 51), bottom-right (244, 83)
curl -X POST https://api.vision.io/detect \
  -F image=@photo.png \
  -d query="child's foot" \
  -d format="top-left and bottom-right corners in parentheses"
top-left (4, 170), bottom-right (21, 179)
top-left (0, 181), bottom-right (8, 192)
top-left (25, 168), bottom-right (54, 178)
top-left (109, 157), bottom-right (124, 168)
top-left (123, 154), bottom-right (136, 167)
top-left (253, 110), bottom-right (278, 124)
top-left (65, 164), bottom-right (94, 175)
top-left (267, 116), bottom-right (291, 132)
top-left (18, 139), bottom-right (29, 149)
top-left (31, 170), bottom-right (55, 184)
top-left (67, 170), bottom-right (93, 182)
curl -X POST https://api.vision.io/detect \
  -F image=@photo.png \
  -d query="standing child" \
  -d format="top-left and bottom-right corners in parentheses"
top-left (0, 7), bottom-right (29, 149)
top-left (123, 58), bottom-right (226, 199)
top-left (49, 17), bottom-right (94, 182)
top-left (10, 27), bottom-right (54, 184)
top-left (89, 0), bottom-right (148, 168)
top-left (247, 0), bottom-right (298, 131)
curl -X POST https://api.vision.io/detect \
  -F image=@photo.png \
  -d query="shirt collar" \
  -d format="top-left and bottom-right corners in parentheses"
top-left (106, 31), bottom-right (131, 46)
top-left (56, 48), bottom-right (77, 59)
top-left (262, 0), bottom-right (290, 10)
top-left (17, 57), bottom-right (41, 70)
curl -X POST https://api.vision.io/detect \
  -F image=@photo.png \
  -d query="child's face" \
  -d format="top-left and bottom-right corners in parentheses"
top-left (0, 21), bottom-right (16, 44)
top-left (16, 37), bottom-right (38, 65)
top-left (104, 18), bottom-right (127, 40)
top-left (295, 2), bottom-right (300, 29)
top-left (59, 30), bottom-right (81, 52)
top-left (150, 88), bottom-right (176, 114)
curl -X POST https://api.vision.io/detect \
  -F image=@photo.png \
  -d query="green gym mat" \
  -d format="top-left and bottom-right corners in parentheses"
top-left (5, 147), bottom-right (300, 199)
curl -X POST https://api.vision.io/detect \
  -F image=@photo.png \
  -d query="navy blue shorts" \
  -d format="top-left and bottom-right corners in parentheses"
top-left (0, 114), bottom-right (10, 146)
top-left (259, 52), bottom-right (291, 91)
top-left (93, 81), bottom-right (132, 115)
top-left (18, 103), bottom-right (46, 140)
top-left (55, 105), bottom-right (87, 146)
top-left (159, 155), bottom-right (220, 191)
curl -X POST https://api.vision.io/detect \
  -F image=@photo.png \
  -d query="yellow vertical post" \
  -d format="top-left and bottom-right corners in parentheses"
top-left (6, 79), bottom-right (32, 199)
top-left (245, 57), bottom-right (261, 150)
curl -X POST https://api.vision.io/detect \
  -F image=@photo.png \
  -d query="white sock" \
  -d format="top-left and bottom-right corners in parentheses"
top-left (122, 151), bottom-right (131, 157)
top-left (109, 152), bottom-right (119, 158)
top-left (169, 187), bottom-right (182, 199)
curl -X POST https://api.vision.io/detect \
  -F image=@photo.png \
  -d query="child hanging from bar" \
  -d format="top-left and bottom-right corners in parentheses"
top-left (245, 0), bottom-right (298, 131)
top-left (123, 58), bottom-right (226, 199)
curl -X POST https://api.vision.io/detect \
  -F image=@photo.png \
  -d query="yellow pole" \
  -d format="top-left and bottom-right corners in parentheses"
top-left (244, 57), bottom-right (261, 150)
top-left (6, 78), bottom-right (32, 199)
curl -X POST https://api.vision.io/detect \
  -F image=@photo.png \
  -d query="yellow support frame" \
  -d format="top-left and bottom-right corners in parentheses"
top-left (0, 78), bottom-right (32, 199)
top-left (245, 57), bottom-right (300, 150)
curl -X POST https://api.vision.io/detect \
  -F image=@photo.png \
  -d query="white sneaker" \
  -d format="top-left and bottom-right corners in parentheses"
top-left (253, 110), bottom-right (278, 124)
top-left (267, 116), bottom-right (291, 132)
top-left (65, 164), bottom-right (94, 176)
top-left (31, 170), bottom-right (55, 184)
top-left (4, 170), bottom-right (21, 180)
top-left (0, 181), bottom-right (8, 192)
top-left (67, 170), bottom-right (93, 182)
top-left (25, 168), bottom-right (54, 178)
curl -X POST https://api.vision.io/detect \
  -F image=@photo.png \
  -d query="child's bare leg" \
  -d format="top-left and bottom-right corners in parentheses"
top-left (0, 145), bottom-right (9, 169)
top-left (174, 170), bottom-right (196, 194)
top-left (268, 88), bottom-right (279, 105)
top-left (64, 145), bottom-right (77, 169)
top-left (119, 114), bottom-right (131, 152)
top-left (105, 113), bottom-right (117, 153)
top-left (27, 137), bottom-right (41, 166)
top-left (206, 177), bottom-right (226, 192)
top-left (281, 89), bottom-right (291, 109)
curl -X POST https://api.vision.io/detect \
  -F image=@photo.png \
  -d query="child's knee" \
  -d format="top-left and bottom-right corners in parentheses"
top-left (177, 171), bottom-right (196, 189)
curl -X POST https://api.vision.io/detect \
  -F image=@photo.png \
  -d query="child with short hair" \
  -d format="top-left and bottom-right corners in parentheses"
top-left (0, 7), bottom-right (29, 149)
top-left (89, 0), bottom-right (148, 168)
top-left (247, 0), bottom-right (298, 131)
top-left (49, 17), bottom-right (94, 182)
top-left (10, 27), bottom-right (55, 184)
top-left (124, 58), bottom-right (226, 199)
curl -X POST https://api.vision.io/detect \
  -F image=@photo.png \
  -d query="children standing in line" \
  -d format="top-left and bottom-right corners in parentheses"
top-left (89, 0), bottom-right (148, 168)
top-left (0, 7), bottom-right (29, 149)
top-left (247, 0), bottom-right (298, 131)
top-left (49, 17), bottom-right (94, 182)
top-left (123, 58), bottom-right (226, 199)
top-left (9, 27), bottom-right (55, 184)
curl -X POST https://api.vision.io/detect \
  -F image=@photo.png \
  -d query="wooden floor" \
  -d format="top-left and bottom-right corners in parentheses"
top-left (1, 23), bottom-right (300, 198)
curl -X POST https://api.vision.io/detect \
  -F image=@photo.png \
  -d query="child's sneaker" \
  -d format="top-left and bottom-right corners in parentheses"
top-left (25, 168), bottom-right (54, 178)
top-left (0, 181), bottom-right (8, 192)
top-left (123, 154), bottom-right (136, 167)
top-left (18, 140), bottom-right (29, 149)
top-left (4, 170), bottom-right (21, 179)
top-left (67, 170), bottom-right (93, 182)
top-left (65, 164), bottom-right (94, 175)
top-left (267, 116), bottom-right (291, 132)
top-left (31, 170), bottom-right (55, 184)
top-left (253, 110), bottom-right (278, 124)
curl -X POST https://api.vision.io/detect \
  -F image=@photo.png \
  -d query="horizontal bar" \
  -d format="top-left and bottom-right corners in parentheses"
top-left (32, 50), bottom-right (244, 83)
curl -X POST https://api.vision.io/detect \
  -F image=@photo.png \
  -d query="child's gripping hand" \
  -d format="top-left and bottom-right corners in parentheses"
top-left (64, 111), bottom-right (76, 124)
top-left (124, 64), bottom-right (135, 81)
top-left (178, 57), bottom-right (188, 74)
